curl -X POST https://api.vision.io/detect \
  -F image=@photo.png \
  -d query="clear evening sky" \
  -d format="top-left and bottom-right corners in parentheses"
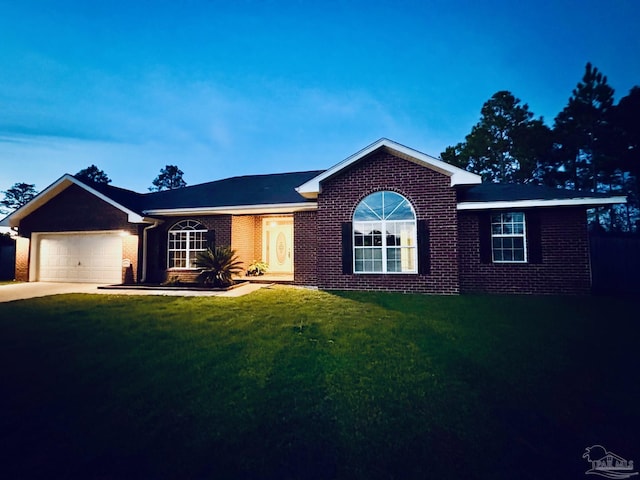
top-left (1, 0), bottom-right (638, 195)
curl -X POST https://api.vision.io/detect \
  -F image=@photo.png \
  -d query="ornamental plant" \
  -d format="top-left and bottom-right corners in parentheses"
top-left (195, 246), bottom-right (244, 287)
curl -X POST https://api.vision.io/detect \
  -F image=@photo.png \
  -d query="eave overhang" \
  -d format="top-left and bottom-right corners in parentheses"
top-left (457, 196), bottom-right (628, 210)
top-left (0, 174), bottom-right (149, 228)
top-left (295, 138), bottom-right (482, 199)
top-left (143, 201), bottom-right (318, 217)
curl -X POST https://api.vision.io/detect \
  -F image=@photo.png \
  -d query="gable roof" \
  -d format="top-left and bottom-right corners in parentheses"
top-left (457, 183), bottom-right (627, 210)
top-left (295, 138), bottom-right (482, 198)
top-left (0, 175), bottom-right (149, 228)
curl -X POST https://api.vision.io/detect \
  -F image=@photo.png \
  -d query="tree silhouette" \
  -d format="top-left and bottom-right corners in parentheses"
top-left (149, 165), bottom-right (187, 192)
top-left (75, 165), bottom-right (111, 184)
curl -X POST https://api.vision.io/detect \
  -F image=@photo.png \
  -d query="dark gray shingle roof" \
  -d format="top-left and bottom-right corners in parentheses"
top-left (457, 183), bottom-right (618, 203)
top-left (77, 170), bottom-right (324, 214)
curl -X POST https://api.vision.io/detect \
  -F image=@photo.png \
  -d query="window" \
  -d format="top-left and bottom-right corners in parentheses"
top-left (491, 212), bottom-right (527, 262)
top-left (167, 220), bottom-right (208, 268)
top-left (353, 191), bottom-right (417, 273)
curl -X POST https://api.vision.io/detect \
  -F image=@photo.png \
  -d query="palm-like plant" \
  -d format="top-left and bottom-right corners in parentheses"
top-left (195, 246), bottom-right (244, 287)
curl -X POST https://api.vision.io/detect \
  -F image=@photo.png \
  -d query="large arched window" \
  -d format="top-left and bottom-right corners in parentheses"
top-left (353, 191), bottom-right (417, 273)
top-left (168, 220), bottom-right (208, 269)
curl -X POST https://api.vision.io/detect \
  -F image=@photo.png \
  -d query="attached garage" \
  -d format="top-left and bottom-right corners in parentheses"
top-left (34, 232), bottom-right (123, 283)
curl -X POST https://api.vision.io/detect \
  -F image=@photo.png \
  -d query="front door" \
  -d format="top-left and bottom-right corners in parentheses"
top-left (263, 218), bottom-right (293, 273)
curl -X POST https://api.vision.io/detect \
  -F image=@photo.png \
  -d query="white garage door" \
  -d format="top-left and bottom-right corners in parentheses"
top-left (37, 233), bottom-right (123, 283)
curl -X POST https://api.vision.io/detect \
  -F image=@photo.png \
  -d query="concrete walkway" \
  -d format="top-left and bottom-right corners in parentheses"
top-left (0, 282), bottom-right (268, 303)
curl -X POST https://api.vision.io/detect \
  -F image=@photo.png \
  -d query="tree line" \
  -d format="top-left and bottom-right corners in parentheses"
top-left (1, 165), bottom-right (187, 215)
top-left (441, 63), bottom-right (640, 232)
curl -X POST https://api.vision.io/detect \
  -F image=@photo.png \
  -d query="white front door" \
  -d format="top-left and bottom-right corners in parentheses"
top-left (263, 218), bottom-right (293, 273)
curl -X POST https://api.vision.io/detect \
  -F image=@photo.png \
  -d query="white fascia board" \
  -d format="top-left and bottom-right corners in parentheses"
top-left (2, 174), bottom-right (148, 227)
top-left (143, 202), bottom-right (318, 216)
top-left (457, 196), bottom-right (627, 210)
top-left (295, 138), bottom-right (482, 198)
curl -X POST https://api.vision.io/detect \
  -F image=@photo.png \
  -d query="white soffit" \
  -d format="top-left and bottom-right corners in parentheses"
top-left (143, 202), bottom-right (318, 216)
top-left (457, 196), bottom-right (628, 210)
top-left (295, 138), bottom-right (482, 199)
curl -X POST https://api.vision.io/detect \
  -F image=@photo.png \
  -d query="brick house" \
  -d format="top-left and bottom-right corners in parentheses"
top-left (0, 138), bottom-right (626, 294)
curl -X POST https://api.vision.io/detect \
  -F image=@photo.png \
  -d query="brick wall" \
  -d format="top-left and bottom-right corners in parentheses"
top-left (122, 234), bottom-right (139, 284)
top-left (19, 184), bottom-right (135, 236)
top-left (316, 150), bottom-right (460, 294)
top-left (231, 216), bottom-right (256, 272)
top-left (294, 210), bottom-right (318, 285)
top-left (15, 237), bottom-right (30, 282)
top-left (17, 184), bottom-right (139, 283)
top-left (148, 214), bottom-right (232, 283)
top-left (458, 208), bottom-right (592, 294)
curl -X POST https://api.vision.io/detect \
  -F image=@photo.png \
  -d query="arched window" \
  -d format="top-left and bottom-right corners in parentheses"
top-left (353, 191), bottom-right (417, 273)
top-left (167, 220), bottom-right (208, 269)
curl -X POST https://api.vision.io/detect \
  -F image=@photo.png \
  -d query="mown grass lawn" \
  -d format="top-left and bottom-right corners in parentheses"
top-left (0, 286), bottom-right (638, 479)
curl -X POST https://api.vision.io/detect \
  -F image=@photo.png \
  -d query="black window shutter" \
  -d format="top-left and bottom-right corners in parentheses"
top-left (341, 222), bottom-right (353, 274)
top-left (479, 213), bottom-right (492, 264)
top-left (417, 219), bottom-right (430, 275)
top-left (206, 230), bottom-right (216, 250)
top-left (527, 211), bottom-right (542, 264)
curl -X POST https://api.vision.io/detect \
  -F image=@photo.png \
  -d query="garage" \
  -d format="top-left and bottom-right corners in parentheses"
top-left (36, 233), bottom-right (123, 283)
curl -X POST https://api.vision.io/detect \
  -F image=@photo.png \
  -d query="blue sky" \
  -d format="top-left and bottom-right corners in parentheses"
top-left (1, 0), bottom-right (639, 195)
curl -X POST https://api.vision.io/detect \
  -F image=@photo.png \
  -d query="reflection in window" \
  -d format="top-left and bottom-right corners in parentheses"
top-left (491, 212), bottom-right (527, 262)
top-left (353, 191), bottom-right (417, 273)
top-left (168, 220), bottom-right (208, 268)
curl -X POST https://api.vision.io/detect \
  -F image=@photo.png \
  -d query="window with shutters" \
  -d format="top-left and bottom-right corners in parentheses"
top-left (491, 212), bottom-right (527, 263)
top-left (167, 220), bottom-right (208, 268)
top-left (353, 191), bottom-right (417, 273)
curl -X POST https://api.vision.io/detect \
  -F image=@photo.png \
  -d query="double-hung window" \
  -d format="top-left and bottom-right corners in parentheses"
top-left (353, 191), bottom-right (417, 273)
top-left (491, 212), bottom-right (527, 262)
top-left (168, 220), bottom-right (208, 268)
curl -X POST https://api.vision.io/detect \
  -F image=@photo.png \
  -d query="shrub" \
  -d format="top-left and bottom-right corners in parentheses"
top-left (246, 260), bottom-right (269, 276)
top-left (195, 246), bottom-right (244, 287)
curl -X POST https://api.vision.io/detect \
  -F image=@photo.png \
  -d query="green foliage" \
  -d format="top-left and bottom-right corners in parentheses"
top-left (246, 259), bottom-right (269, 276)
top-left (442, 63), bottom-right (640, 231)
top-left (195, 246), bottom-right (244, 287)
top-left (441, 91), bottom-right (552, 183)
top-left (75, 164), bottom-right (111, 184)
top-left (552, 62), bottom-right (616, 192)
top-left (149, 164), bottom-right (187, 192)
top-left (1, 182), bottom-right (38, 213)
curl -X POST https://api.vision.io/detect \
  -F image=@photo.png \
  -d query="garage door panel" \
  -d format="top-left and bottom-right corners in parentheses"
top-left (38, 234), bottom-right (123, 283)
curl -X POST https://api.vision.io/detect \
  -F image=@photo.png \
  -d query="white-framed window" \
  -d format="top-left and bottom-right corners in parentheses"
top-left (167, 220), bottom-right (208, 269)
top-left (491, 212), bottom-right (527, 263)
top-left (353, 191), bottom-right (417, 273)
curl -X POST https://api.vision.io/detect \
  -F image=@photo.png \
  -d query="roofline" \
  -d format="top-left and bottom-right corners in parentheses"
top-left (295, 138), bottom-right (482, 198)
top-left (457, 196), bottom-right (627, 210)
top-left (143, 202), bottom-right (318, 216)
top-left (0, 174), bottom-right (149, 228)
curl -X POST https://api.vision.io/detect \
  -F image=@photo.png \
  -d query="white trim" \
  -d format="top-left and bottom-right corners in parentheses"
top-left (296, 138), bottom-right (482, 198)
top-left (457, 196), bottom-right (627, 210)
top-left (143, 202), bottom-right (317, 216)
top-left (1, 174), bottom-right (148, 227)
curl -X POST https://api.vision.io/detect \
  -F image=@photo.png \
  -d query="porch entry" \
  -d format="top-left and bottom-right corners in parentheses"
top-left (262, 217), bottom-right (293, 273)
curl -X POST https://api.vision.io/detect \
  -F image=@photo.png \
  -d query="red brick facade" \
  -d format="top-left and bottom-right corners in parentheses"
top-left (458, 208), bottom-right (592, 294)
top-left (293, 210), bottom-right (318, 285)
top-left (17, 184), bottom-right (139, 283)
top-left (10, 152), bottom-right (598, 294)
top-left (316, 150), bottom-right (460, 293)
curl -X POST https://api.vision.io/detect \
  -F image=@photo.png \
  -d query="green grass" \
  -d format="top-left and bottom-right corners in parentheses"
top-left (0, 287), bottom-right (638, 479)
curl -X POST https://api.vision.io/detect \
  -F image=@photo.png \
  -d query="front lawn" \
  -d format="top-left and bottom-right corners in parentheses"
top-left (0, 287), bottom-right (638, 479)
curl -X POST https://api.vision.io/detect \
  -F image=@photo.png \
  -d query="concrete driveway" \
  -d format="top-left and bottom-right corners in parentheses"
top-left (0, 282), bottom-right (267, 303)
